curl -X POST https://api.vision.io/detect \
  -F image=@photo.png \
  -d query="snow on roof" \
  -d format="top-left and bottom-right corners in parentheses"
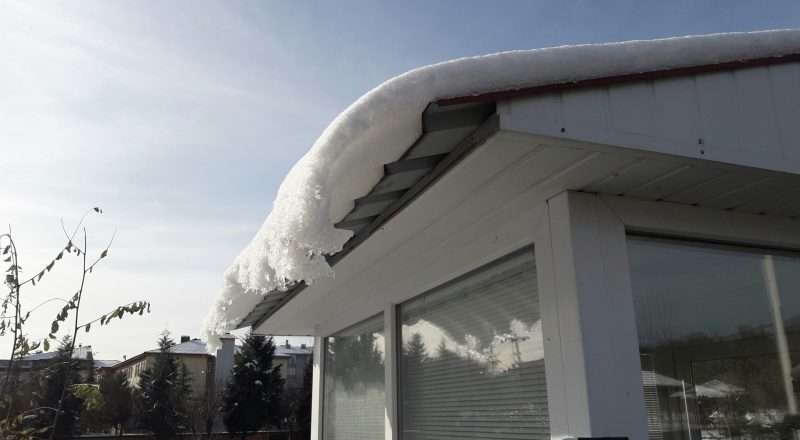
top-left (145, 339), bottom-right (210, 355)
top-left (94, 359), bottom-right (120, 368)
top-left (19, 348), bottom-right (119, 369)
top-left (201, 30), bottom-right (800, 352)
top-left (94, 359), bottom-right (121, 369)
top-left (23, 345), bottom-right (95, 361)
top-left (275, 346), bottom-right (313, 356)
top-left (21, 351), bottom-right (60, 361)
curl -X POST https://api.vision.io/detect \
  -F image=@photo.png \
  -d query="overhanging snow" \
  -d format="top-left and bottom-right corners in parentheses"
top-left (202, 30), bottom-right (800, 351)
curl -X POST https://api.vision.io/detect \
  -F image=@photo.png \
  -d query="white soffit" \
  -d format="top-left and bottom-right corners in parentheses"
top-left (256, 131), bottom-right (800, 336)
top-left (524, 133), bottom-right (800, 218)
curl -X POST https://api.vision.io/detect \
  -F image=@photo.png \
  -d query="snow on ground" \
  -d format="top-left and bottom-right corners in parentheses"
top-left (202, 30), bottom-right (800, 351)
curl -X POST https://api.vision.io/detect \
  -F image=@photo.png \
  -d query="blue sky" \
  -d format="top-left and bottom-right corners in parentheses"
top-left (0, 0), bottom-right (798, 360)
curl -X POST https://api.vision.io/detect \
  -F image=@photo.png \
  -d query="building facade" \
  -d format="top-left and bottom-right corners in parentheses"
top-left (104, 337), bottom-right (215, 397)
top-left (274, 341), bottom-right (313, 391)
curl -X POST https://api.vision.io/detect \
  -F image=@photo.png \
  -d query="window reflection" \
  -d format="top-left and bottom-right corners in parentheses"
top-left (399, 249), bottom-right (549, 440)
top-left (322, 315), bottom-right (385, 440)
top-left (629, 238), bottom-right (800, 440)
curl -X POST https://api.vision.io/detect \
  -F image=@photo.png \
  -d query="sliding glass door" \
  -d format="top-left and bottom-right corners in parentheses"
top-left (629, 237), bottom-right (800, 440)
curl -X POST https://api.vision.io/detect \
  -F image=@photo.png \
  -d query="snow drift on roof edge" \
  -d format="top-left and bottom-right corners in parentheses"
top-left (201, 30), bottom-right (800, 352)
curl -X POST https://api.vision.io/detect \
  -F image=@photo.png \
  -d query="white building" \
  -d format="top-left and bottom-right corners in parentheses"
top-left (206, 31), bottom-right (800, 439)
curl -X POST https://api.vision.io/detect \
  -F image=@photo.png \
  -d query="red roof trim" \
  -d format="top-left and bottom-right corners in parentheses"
top-left (436, 53), bottom-right (800, 106)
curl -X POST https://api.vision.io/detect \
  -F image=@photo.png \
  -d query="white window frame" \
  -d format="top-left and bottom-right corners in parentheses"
top-left (383, 305), bottom-right (398, 440)
top-left (310, 335), bottom-right (324, 440)
top-left (534, 190), bottom-right (800, 439)
top-left (312, 314), bottom-right (387, 440)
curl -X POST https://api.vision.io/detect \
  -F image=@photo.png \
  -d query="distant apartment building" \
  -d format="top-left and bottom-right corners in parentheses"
top-left (101, 335), bottom-right (312, 396)
top-left (0, 344), bottom-right (118, 384)
top-left (0, 344), bottom-right (118, 411)
top-left (274, 340), bottom-right (312, 391)
top-left (101, 336), bottom-right (215, 396)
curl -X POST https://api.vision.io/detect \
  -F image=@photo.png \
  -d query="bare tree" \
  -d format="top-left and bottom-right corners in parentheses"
top-left (0, 209), bottom-right (151, 439)
top-left (186, 379), bottom-right (224, 440)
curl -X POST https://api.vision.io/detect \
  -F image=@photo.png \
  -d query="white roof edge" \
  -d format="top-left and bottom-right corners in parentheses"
top-left (201, 30), bottom-right (800, 353)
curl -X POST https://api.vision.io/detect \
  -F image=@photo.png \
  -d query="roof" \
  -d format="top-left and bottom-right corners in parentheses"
top-left (93, 359), bottom-right (120, 368)
top-left (19, 347), bottom-right (119, 369)
top-left (110, 338), bottom-right (214, 372)
top-left (22, 351), bottom-right (61, 361)
top-left (202, 30), bottom-right (800, 350)
top-left (275, 346), bottom-right (313, 356)
top-left (23, 345), bottom-right (99, 361)
top-left (236, 101), bottom-right (497, 330)
top-left (144, 339), bottom-right (211, 356)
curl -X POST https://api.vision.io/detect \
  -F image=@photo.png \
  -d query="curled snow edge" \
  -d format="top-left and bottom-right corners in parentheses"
top-left (202, 29), bottom-right (800, 352)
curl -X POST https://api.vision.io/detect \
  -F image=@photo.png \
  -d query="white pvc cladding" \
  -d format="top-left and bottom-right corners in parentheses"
top-left (500, 59), bottom-right (800, 178)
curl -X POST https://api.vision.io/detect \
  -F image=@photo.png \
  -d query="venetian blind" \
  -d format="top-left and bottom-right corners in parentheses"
top-left (399, 249), bottom-right (549, 440)
top-left (323, 315), bottom-right (385, 440)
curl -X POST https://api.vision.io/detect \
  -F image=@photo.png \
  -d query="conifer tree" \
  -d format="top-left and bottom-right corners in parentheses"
top-left (294, 362), bottom-right (312, 434)
top-left (84, 350), bottom-right (95, 384)
top-left (136, 333), bottom-right (191, 439)
top-left (98, 372), bottom-right (132, 436)
top-left (222, 334), bottom-right (284, 440)
top-left (404, 333), bottom-right (428, 366)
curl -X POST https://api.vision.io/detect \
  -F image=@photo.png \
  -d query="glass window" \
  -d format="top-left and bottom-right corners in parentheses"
top-left (629, 237), bottom-right (800, 440)
top-left (399, 248), bottom-right (549, 439)
top-left (323, 314), bottom-right (385, 440)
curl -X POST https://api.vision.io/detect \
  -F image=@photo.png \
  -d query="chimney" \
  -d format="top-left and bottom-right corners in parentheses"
top-left (215, 334), bottom-right (236, 386)
top-left (301, 344), bottom-right (306, 349)
top-left (181, 335), bottom-right (190, 344)
top-left (285, 339), bottom-right (290, 348)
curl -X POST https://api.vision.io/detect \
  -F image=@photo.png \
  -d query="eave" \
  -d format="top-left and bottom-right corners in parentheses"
top-left (238, 53), bottom-right (800, 333)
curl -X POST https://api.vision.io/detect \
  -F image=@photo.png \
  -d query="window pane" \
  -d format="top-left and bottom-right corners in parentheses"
top-left (399, 249), bottom-right (549, 440)
top-left (323, 315), bottom-right (385, 440)
top-left (629, 238), bottom-right (800, 440)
